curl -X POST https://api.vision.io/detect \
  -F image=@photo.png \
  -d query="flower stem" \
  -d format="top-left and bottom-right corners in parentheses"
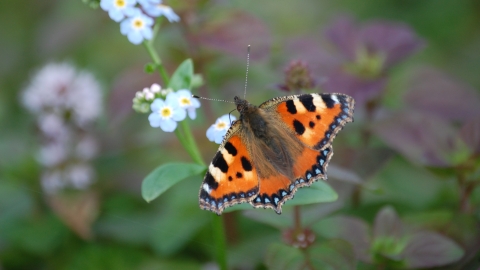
top-left (177, 120), bottom-right (205, 166)
top-left (143, 41), bottom-right (170, 85)
top-left (212, 215), bottom-right (228, 270)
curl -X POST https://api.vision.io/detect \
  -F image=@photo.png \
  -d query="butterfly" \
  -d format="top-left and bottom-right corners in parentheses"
top-left (199, 93), bottom-right (355, 215)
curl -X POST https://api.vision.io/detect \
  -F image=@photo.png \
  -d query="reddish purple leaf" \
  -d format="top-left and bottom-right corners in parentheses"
top-left (359, 20), bottom-right (425, 69)
top-left (460, 118), bottom-right (480, 155)
top-left (322, 70), bottom-right (387, 105)
top-left (405, 67), bottom-right (480, 122)
top-left (373, 206), bottom-right (403, 240)
top-left (372, 111), bottom-right (463, 167)
top-left (196, 11), bottom-right (271, 60)
top-left (402, 231), bottom-right (464, 268)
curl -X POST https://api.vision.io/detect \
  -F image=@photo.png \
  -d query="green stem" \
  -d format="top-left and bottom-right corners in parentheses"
top-left (177, 120), bottom-right (205, 166)
top-left (212, 215), bottom-right (228, 270)
top-left (143, 41), bottom-right (170, 84)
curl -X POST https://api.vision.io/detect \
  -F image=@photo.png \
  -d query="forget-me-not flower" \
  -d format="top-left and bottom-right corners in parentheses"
top-left (100, 0), bottom-right (137, 22)
top-left (207, 114), bottom-right (236, 144)
top-left (137, 0), bottom-right (161, 7)
top-left (170, 89), bottom-right (200, 120)
top-left (120, 8), bottom-right (154, 45)
top-left (148, 93), bottom-right (187, 132)
top-left (143, 4), bottom-right (180, 22)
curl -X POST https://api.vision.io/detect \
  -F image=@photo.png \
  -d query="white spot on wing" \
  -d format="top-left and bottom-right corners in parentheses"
top-left (293, 99), bottom-right (306, 113)
top-left (331, 95), bottom-right (339, 104)
top-left (209, 164), bottom-right (225, 183)
top-left (311, 94), bottom-right (326, 111)
top-left (221, 148), bottom-right (234, 164)
top-left (202, 183), bottom-right (212, 194)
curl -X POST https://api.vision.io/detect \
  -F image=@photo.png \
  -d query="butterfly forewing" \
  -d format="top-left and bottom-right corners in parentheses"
top-left (261, 93), bottom-right (355, 150)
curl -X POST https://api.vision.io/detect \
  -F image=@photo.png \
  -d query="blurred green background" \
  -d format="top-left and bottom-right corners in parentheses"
top-left (1, 0), bottom-right (480, 269)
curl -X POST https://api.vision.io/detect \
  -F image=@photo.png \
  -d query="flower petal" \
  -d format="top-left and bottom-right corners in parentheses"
top-left (172, 107), bottom-right (186, 121)
top-left (150, 98), bottom-right (165, 112)
top-left (160, 118), bottom-right (177, 132)
top-left (148, 112), bottom-right (162, 127)
top-left (187, 108), bottom-right (196, 120)
top-left (206, 125), bottom-right (216, 142)
top-left (128, 31), bottom-right (144, 45)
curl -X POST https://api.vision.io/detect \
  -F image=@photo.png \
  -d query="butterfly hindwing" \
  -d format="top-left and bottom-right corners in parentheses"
top-left (260, 93), bottom-right (355, 150)
top-left (199, 122), bottom-right (259, 215)
top-left (250, 146), bottom-right (333, 214)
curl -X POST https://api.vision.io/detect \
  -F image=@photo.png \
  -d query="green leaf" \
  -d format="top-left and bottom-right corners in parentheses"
top-left (141, 162), bottom-right (206, 202)
top-left (265, 243), bottom-right (305, 270)
top-left (309, 239), bottom-right (357, 270)
top-left (223, 181), bottom-right (338, 213)
top-left (289, 181), bottom-right (338, 205)
top-left (168, 59), bottom-right (194, 90)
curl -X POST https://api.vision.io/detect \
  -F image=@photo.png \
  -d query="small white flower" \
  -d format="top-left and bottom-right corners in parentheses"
top-left (22, 62), bottom-right (102, 127)
top-left (38, 141), bottom-right (68, 168)
top-left (170, 89), bottom-right (201, 119)
top-left (207, 114), bottom-right (236, 144)
top-left (135, 91), bottom-right (144, 98)
top-left (67, 164), bottom-right (95, 190)
top-left (142, 87), bottom-right (154, 100)
top-left (148, 93), bottom-right (187, 132)
top-left (150, 83), bottom-right (161, 93)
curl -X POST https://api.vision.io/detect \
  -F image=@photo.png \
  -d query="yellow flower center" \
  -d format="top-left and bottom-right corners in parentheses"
top-left (132, 19), bottom-right (144, 29)
top-left (180, 97), bottom-right (191, 106)
top-left (216, 122), bottom-right (226, 129)
top-left (161, 107), bottom-right (172, 117)
top-left (115, 0), bottom-right (126, 8)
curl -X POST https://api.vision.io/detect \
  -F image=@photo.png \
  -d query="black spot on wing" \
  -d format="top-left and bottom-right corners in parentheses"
top-left (286, 100), bottom-right (297, 114)
top-left (309, 121), bottom-right (315, 128)
top-left (224, 141), bottom-right (237, 156)
top-left (228, 176), bottom-right (233, 181)
top-left (205, 171), bottom-right (219, 190)
top-left (300, 95), bottom-right (316, 112)
top-left (236, 172), bottom-right (243, 178)
top-left (316, 114), bottom-right (321, 120)
top-left (241, 156), bottom-right (253, 171)
top-left (293, 119), bottom-right (305, 135)
top-left (321, 95), bottom-right (335, 108)
top-left (212, 152), bottom-right (229, 173)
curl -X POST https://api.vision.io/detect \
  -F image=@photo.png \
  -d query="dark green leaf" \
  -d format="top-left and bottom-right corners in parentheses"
top-left (141, 162), bottom-right (206, 202)
top-left (168, 59), bottom-right (194, 90)
top-left (309, 239), bottom-right (357, 270)
top-left (265, 243), bottom-right (305, 270)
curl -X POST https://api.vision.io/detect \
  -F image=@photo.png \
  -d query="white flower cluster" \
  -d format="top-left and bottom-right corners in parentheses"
top-left (22, 63), bottom-right (102, 194)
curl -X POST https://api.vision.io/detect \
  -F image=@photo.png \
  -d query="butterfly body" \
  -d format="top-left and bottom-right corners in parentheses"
top-left (200, 93), bottom-right (354, 215)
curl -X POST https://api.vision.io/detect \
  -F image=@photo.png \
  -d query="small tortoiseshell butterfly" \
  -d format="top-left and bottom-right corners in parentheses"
top-left (199, 93), bottom-right (355, 215)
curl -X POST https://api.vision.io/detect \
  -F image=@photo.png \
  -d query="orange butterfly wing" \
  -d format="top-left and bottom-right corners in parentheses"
top-left (260, 93), bottom-right (355, 150)
top-left (248, 93), bottom-right (354, 213)
top-left (199, 122), bottom-right (259, 215)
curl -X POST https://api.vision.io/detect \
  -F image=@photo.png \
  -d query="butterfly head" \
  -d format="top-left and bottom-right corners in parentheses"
top-left (234, 96), bottom-right (250, 114)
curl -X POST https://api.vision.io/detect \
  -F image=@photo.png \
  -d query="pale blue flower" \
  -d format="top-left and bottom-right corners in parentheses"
top-left (207, 114), bottom-right (236, 144)
top-left (100, 0), bottom-right (137, 22)
top-left (143, 4), bottom-right (180, 22)
top-left (170, 89), bottom-right (200, 120)
top-left (137, 0), bottom-right (161, 7)
top-left (120, 8), bottom-right (154, 45)
top-left (148, 93), bottom-right (186, 132)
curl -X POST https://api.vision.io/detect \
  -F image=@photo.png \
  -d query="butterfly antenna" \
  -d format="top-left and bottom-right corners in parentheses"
top-left (192, 95), bottom-right (235, 104)
top-left (244, 45), bottom-right (250, 99)
top-left (227, 108), bottom-right (236, 124)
